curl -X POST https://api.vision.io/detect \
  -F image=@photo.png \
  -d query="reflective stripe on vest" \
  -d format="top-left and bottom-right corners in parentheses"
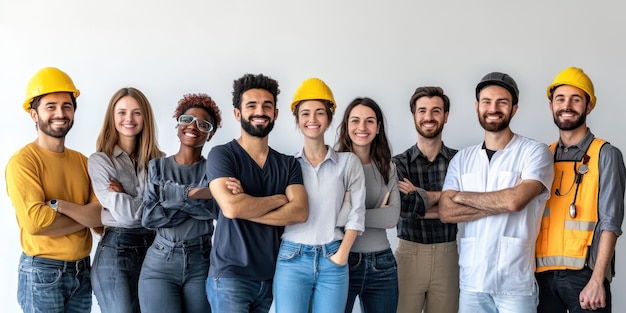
top-left (535, 138), bottom-right (605, 272)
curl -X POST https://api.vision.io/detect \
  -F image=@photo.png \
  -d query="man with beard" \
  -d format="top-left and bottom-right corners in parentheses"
top-left (392, 86), bottom-right (459, 313)
top-left (439, 72), bottom-right (554, 313)
top-left (206, 73), bottom-right (308, 313)
top-left (535, 67), bottom-right (625, 313)
top-left (5, 67), bottom-right (102, 313)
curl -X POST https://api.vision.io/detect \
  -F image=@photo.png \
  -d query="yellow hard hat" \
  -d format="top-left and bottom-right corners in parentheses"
top-left (23, 67), bottom-right (80, 112)
top-left (546, 67), bottom-right (595, 108)
top-left (290, 78), bottom-right (336, 114)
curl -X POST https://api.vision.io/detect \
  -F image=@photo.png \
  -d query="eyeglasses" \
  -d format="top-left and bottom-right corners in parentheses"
top-left (177, 115), bottom-right (213, 133)
top-left (554, 154), bottom-right (590, 219)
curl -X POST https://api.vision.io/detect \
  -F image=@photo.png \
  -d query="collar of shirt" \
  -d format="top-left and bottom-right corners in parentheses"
top-left (557, 128), bottom-right (594, 156)
top-left (112, 145), bottom-right (127, 158)
top-left (294, 145), bottom-right (338, 167)
top-left (410, 142), bottom-right (456, 163)
top-left (479, 133), bottom-right (521, 151)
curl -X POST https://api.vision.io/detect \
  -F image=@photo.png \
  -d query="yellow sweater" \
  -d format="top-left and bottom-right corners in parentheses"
top-left (5, 142), bottom-right (97, 261)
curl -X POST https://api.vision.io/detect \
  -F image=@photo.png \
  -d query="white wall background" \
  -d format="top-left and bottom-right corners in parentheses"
top-left (1, 1), bottom-right (625, 312)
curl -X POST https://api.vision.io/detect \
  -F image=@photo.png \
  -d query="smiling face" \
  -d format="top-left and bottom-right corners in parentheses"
top-left (347, 104), bottom-right (379, 148)
top-left (413, 96), bottom-right (448, 139)
top-left (31, 92), bottom-right (75, 139)
top-left (550, 85), bottom-right (590, 131)
top-left (475, 85), bottom-right (517, 133)
top-left (114, 95), bottom-right (144, 139)
top-left (296, 100), bottom-right (330, 140)
top-left (177, 107), bottom-right (211, 148)
top-left (237, 88), bottom-right (277, 138)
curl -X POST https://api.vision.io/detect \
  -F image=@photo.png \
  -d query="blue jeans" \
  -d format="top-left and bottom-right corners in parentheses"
top-left (138, 233), bottom-right (212, 313)
top-left (459, 289), bottom-right (538, 313)
top-left (206, 277), bottom-right (273, 313)
top-left (536, 268), bottom-right (612, 313)
top-left (345, 248), bottom-right (398, 313)
top-left (273, 240), bottom-right (348, 313)
top-left (91, 227), bottom-right (154, 313)
top-left (17, 253), bottom-right (92, 313)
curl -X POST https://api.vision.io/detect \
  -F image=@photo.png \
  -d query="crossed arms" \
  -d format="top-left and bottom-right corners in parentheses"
top-left (209, 177), bottom-right (308, 226)
top-left (439, 179), bottom-right (546, 223)
top-left (7, 157), bottom-right (102, 237)
top-left (43, 201), bottom-right (103, 236)
top-left (398, 177), bottom-right (443, 219)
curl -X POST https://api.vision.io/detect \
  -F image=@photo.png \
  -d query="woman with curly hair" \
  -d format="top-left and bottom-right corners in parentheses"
top-left (138, 93), bottom-right (240, 313)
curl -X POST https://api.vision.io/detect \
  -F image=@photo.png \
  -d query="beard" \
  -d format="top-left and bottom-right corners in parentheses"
top-left (37, 116), bottom-right (73, 138)
top-left (415, 120), bottom-right (444, 139)
top-left (241, 115), bottom-right (275, 138)
top-left (478, 110), bottom-right (512, 132)
top-left (553, 109), bottom-right (587, 131)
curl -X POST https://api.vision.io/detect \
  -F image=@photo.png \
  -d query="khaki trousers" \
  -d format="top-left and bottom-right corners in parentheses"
top-left (395, 239), bottom-right (459, 313)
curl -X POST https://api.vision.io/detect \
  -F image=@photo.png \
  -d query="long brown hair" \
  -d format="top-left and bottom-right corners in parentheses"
top-left (95, 87), bottom-right (164, 177)
top-left (336, 97), bottom-right (392, 184)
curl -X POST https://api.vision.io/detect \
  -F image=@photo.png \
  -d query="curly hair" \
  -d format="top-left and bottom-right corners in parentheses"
top-left (336, 97), bottom-right (392, 184)
top-left (231, 73), bottom-right (280, 109)
top-left (173, 93), bottom-right (222, 135)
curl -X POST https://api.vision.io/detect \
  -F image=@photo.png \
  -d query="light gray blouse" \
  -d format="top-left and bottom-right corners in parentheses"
top-left (88, 146), bottom-right (146, 228)
top-left (284, 147), bottom-right (365, 245)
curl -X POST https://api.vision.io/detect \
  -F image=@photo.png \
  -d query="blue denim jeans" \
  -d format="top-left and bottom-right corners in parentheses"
top-left (206, 277), bottom-right (273, 313)
top-left (536, 268), bottom-right (612, 313)
top-left (459, 289), bottom-right (538, 313)
top-left (91, 227), bottom-right (154, 313)
top-left (138, 233), bottom-right (212, 313)
top-left (273, 240), bottom-right (348, 313)
top-left (17, 253), bottom-right (92, 313)
top-left (345, 248), bottom-right (398, 313)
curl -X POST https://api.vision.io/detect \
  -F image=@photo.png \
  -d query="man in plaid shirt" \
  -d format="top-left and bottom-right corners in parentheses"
top-left (392, 86), bottom-right (459, 313)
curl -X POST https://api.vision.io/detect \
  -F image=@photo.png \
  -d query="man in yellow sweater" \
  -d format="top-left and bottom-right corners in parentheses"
top-left (5, 67), bottom-right (102, 313)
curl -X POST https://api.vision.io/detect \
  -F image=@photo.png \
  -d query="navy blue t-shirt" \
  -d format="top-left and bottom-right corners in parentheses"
top-left (206, 139), bottom-right (303, 280)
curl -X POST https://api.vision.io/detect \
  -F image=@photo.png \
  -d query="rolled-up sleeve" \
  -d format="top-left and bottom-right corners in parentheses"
top-left (598, 145), bottom-right (625, 236)
top-left (344, 154), bottom-right (366, 233)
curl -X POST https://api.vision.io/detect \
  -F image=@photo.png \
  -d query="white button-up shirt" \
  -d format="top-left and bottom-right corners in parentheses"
top-left (443, 134), bottom-right (554, 295)
top-left (283, 147), bottom-right (365, 245)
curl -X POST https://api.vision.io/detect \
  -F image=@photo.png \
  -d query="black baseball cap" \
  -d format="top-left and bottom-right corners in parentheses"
top-left (475, 72), bottom-right (519, 105)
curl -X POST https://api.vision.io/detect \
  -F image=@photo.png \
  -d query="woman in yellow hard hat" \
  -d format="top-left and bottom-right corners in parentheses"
top-left (273, 78), bottom-right (366, 313)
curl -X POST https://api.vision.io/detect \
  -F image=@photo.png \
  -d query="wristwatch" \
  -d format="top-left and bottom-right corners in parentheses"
top-left (49, 199), bottom-right (59, 212)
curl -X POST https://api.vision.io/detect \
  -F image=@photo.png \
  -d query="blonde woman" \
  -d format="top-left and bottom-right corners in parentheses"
top-left (88, 87), bottom-right (164, 313)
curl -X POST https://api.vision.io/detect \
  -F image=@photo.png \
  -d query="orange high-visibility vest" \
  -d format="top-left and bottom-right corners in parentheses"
top-left (536, 138), bottom-right (606, 272)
